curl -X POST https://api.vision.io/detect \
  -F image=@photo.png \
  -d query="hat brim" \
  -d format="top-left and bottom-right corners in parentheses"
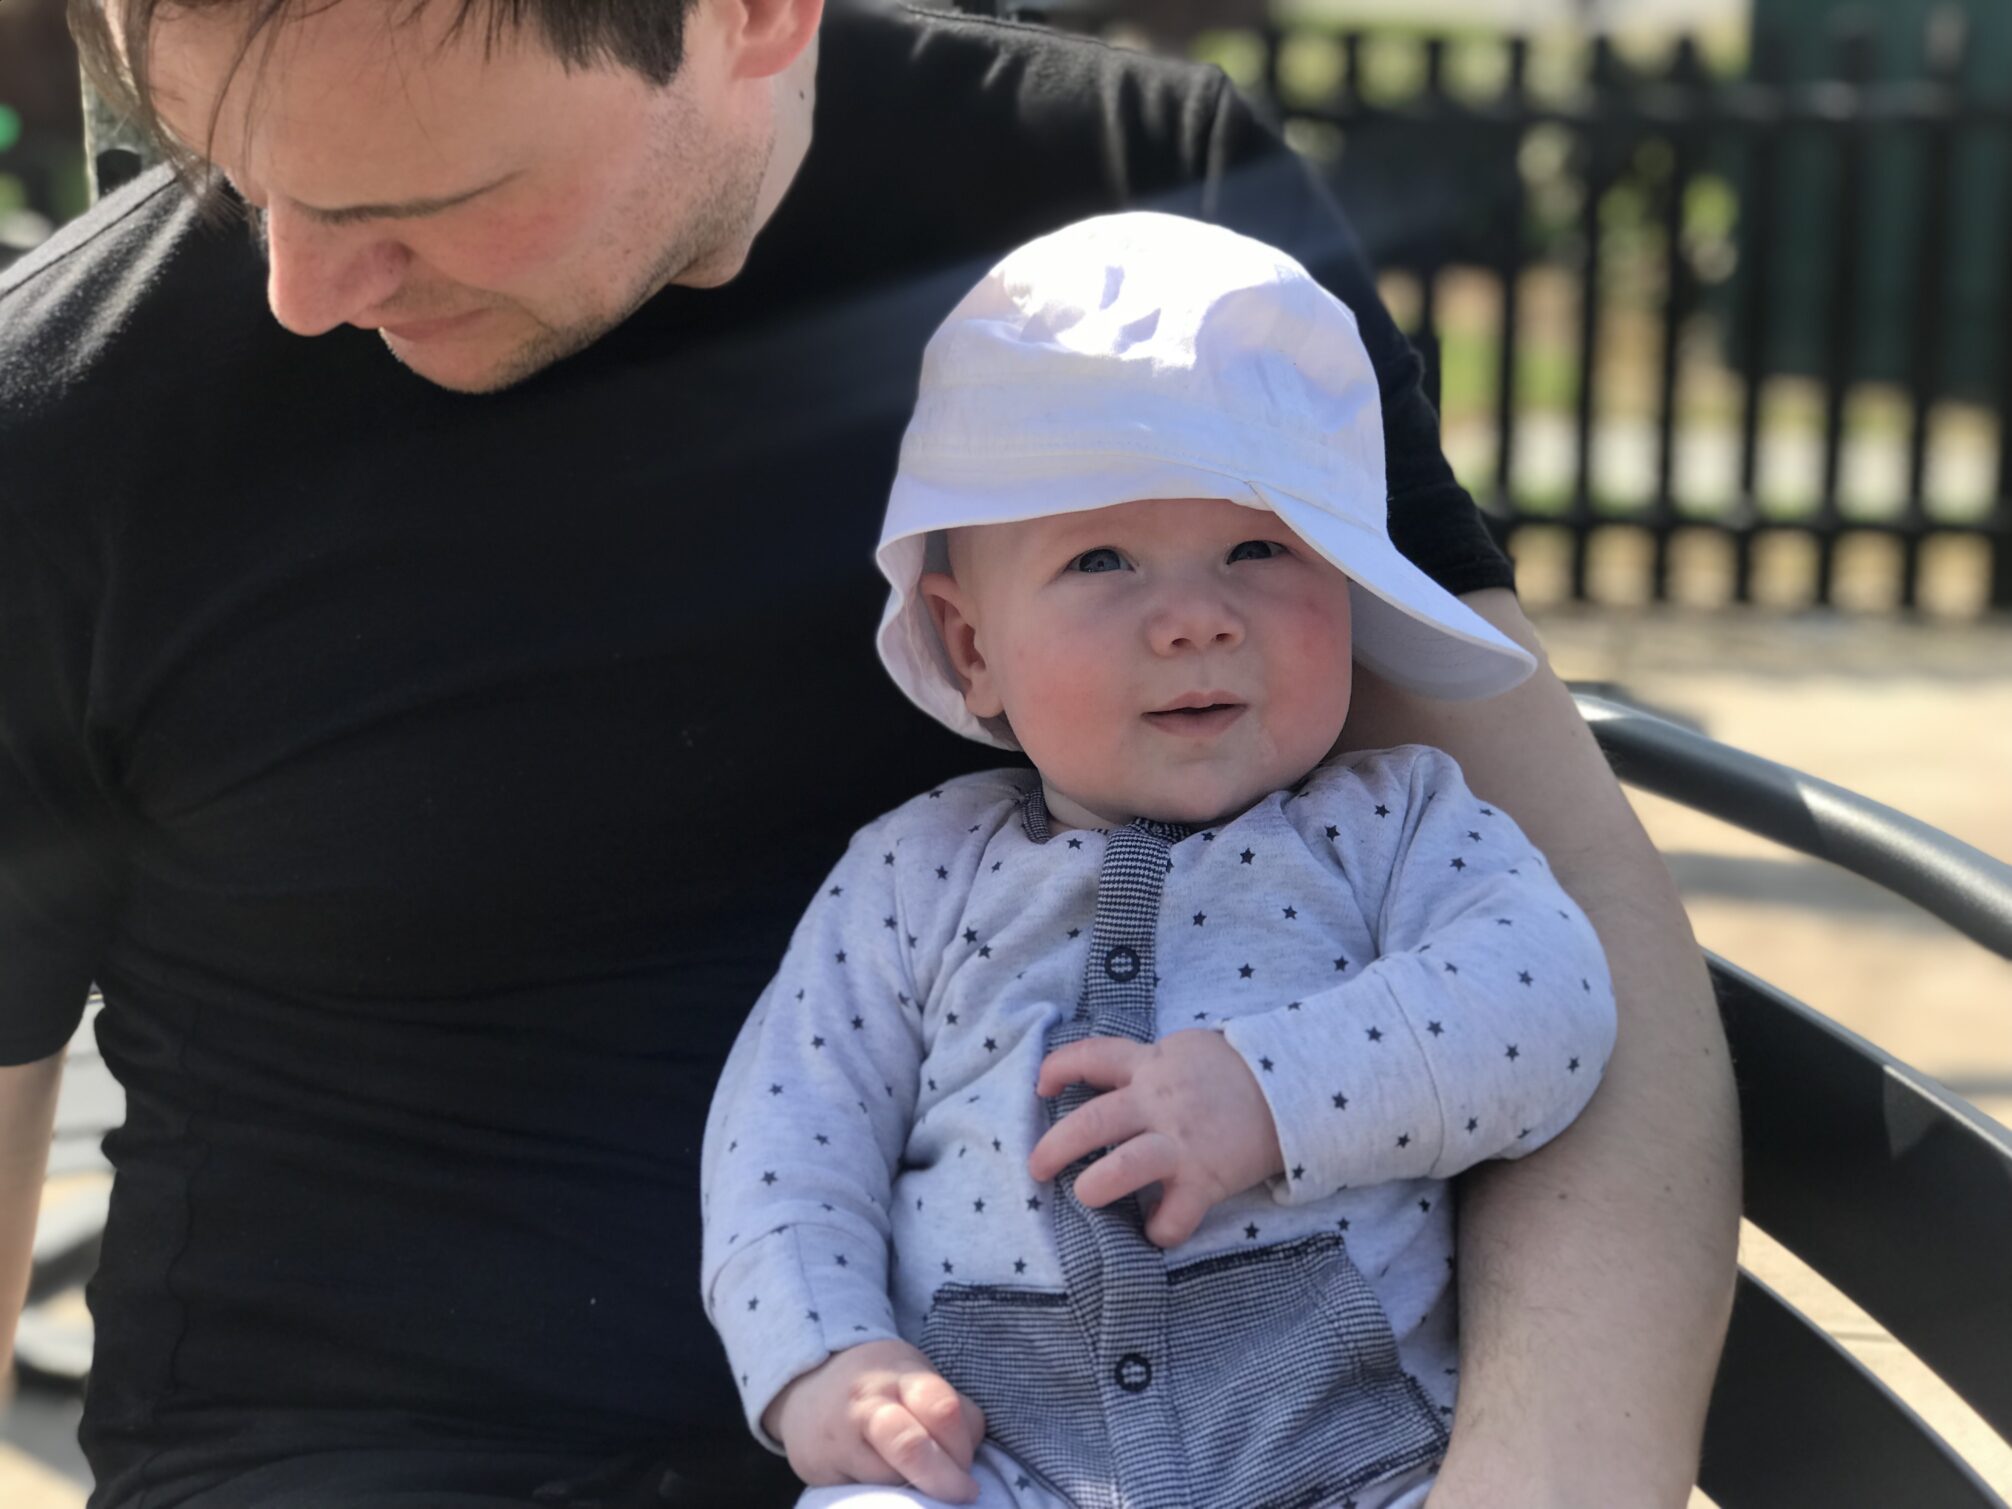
top-left (875, 464), bottom-right (1536, 749)
top-left (1252, 481), bottom-right (1536, 703)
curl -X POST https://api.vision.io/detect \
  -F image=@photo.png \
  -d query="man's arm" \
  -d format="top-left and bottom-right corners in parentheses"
top-left (1340, 588), bottom-right (1741, 1509)
top-left (0, 1052), bottom-right (64, 1402)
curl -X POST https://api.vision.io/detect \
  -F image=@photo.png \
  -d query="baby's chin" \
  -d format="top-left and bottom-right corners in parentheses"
top-left (1118, 776), bottom-right (1316, 831)
top-left (1141, 795), bottom-right (1272, 830)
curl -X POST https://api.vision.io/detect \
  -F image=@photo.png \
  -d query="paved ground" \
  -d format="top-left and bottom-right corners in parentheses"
top-left (7, 598), bottom-right (2009, 1504)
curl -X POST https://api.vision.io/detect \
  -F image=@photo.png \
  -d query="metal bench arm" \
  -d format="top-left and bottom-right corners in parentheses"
top-left (1573, 690), bottom-right (2012, 959)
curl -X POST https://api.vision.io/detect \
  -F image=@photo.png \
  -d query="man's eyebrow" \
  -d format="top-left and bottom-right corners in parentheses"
top-left (295, 172), bottom-right (520, 226)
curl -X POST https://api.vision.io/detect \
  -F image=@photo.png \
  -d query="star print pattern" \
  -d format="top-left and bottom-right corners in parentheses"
top-left (1219, 747), bottom-right (1614, 1199)
top-left (700, 751), bottom-right (1614, 1478)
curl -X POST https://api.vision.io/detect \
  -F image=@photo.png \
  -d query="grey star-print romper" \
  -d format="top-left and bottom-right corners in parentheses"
top-left (702, 745), bottom-right (1617, 1509)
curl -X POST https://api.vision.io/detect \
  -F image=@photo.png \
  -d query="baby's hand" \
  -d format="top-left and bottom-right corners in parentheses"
top-left (762, 1338), bottom-right (988, 1503)
top-left (1030, 1029), bottom-right (1285, 1248)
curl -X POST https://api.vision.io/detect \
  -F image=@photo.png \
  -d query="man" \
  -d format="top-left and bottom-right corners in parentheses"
top-left (0, 1), bottom-right (1738, 1504)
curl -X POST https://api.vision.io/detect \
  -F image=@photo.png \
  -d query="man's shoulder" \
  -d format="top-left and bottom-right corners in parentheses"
top-left (821, 2), bottom-right (1257, 188)
top-left (0, 168), bottom-right (268, 446)
top-left (0, 170), bottom-right (185, 309)
top-left (806, 4), bottom-right (1353, 313)
top-left (765, 2), bottom-right (1312, 329)
top-left (833, 2), bottom-right (1232, 102)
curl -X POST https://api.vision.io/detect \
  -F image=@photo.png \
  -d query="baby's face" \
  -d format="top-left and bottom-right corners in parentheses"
top-left (924, 498), bottom-right (1354, 828)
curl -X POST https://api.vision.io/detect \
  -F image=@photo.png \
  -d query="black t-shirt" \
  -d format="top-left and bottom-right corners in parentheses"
top-left (0, 2), bottom-right (1511, 1499)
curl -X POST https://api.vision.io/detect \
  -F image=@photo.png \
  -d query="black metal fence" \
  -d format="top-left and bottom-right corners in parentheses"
top-left (1255, 15), bottom-right (2012, 613)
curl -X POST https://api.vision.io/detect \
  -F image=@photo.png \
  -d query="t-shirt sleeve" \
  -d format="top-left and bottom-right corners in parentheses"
top-left (0, 507), bottom-right (123, 1065)
top-left (1189, 75), bottom-right (1517, 601)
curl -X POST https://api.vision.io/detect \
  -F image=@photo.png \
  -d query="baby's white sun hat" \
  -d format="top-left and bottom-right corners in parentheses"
top-left (875, 211), bottom-right (1536, 750)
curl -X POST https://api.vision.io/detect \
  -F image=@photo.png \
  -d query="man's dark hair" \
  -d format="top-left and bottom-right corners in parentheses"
top-left (69, 0), bottom-right (698, 182)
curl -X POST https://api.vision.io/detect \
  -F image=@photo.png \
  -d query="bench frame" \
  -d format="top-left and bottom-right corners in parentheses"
top-left (1579, 690), bottom-right (2012, 1508)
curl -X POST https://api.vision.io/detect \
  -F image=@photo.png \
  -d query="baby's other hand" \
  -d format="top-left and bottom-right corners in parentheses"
top-left (1030, 1029), bottom-right (1285, 1248)
top-left (762, 1338), bottom-right (987, 1503)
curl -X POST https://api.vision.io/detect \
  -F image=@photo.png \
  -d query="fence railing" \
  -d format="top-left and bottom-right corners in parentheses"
top-left (1252, 15), bottom-right (2012, 612)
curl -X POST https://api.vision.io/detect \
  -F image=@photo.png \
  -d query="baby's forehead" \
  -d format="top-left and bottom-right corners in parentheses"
top-left (985, 496), bottom-right (1275, 549)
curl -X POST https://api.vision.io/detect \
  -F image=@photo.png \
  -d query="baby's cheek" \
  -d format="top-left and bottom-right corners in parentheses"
top-left (1276, 606), bottom-right (1354, 731)
top-left (1002, 641), bottom-right (1124, 762)
top-left (1279, 599), bottom-right (1353, 679)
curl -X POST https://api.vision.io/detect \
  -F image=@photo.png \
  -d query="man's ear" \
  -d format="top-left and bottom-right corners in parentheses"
top-left (918, 571), bottom-right (1005, 720)
top-left (723, 0), bottom-right (823, 80)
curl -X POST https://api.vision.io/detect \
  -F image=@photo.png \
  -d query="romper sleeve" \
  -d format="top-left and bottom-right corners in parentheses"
top-left (1220, 746), bottom-right (1616, 1199)
top-left (700, 811), bottom-right (934, 1450)
top-left (0, 504), bottom-right (124, 1065)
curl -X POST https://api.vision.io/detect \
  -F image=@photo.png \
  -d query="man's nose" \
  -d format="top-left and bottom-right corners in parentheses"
top-left (1146, 589), bottom-right (1245, 655)
top-left (263, 201), bottom-right (411, 337)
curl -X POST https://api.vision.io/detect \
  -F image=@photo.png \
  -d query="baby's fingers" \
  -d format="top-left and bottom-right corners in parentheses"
top-left (1035, 1036), bottom-right (1143, 1098)
top-left (960, 1393), bottom-right (987, 1455)
top-left (1027, 1089), bottom-right (1147, 1183)
top-left (1142, 1179), bottom-right (1214, 1249)
top-left (897, 1370), bottom-right (982, 1471)
top-left (863, 1399), bottom-right (980, 1504)
top-left (1072, 1131), bottom-right (1178, 1210)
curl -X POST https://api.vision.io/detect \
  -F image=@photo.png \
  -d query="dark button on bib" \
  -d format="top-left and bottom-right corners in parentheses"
top-left (1114, 1352), bottom-right (1152, 1393)
top-left (1104, 945), bottom-right (1140, 982)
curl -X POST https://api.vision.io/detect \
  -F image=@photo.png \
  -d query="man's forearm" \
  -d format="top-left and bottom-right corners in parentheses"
top-left (1, 1052), bottom-right (65, 1386)
top-left (1341, 589), bottom-right (1741, 1507)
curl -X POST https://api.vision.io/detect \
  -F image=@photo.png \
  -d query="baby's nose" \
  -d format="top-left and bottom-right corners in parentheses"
top-left (1148, 595), bottom-right (1245, 654)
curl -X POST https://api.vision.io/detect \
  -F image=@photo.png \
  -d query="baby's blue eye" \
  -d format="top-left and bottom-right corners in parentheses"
top-left (1228, 540), bottom-right (1285, 562)
top-left (1072, 548), bottom-right (1124, 574)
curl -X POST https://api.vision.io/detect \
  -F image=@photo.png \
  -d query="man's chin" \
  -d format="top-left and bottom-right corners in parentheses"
top-left (377, 318), bottom-right (603, 394)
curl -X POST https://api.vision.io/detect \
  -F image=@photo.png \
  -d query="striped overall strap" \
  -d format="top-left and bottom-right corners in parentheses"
top-left (1039, 804), bottom-right (1195, 1509)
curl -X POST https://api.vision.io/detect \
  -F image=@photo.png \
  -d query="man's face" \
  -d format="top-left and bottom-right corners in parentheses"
top-left (144, 0), bottom-right (789, 392)
top-left (927, 498), bottom-right (1356, 829)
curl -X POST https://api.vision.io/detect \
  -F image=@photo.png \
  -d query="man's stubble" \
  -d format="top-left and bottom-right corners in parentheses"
top-left (246, 86), bottom-right (779, 395)
top-left (469, 110), bottom-right (778, 392)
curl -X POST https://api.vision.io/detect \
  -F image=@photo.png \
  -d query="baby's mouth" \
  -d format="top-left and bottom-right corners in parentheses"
top-left (1143, 701), bottom-right (1247, 735)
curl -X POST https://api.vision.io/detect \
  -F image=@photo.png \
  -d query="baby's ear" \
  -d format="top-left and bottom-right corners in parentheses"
top-left (918, 572), bottom-right (1004, 719)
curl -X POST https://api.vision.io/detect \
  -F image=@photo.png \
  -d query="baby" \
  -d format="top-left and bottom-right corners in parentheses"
top-left (701, 212), bottom-right (1617, 1509)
